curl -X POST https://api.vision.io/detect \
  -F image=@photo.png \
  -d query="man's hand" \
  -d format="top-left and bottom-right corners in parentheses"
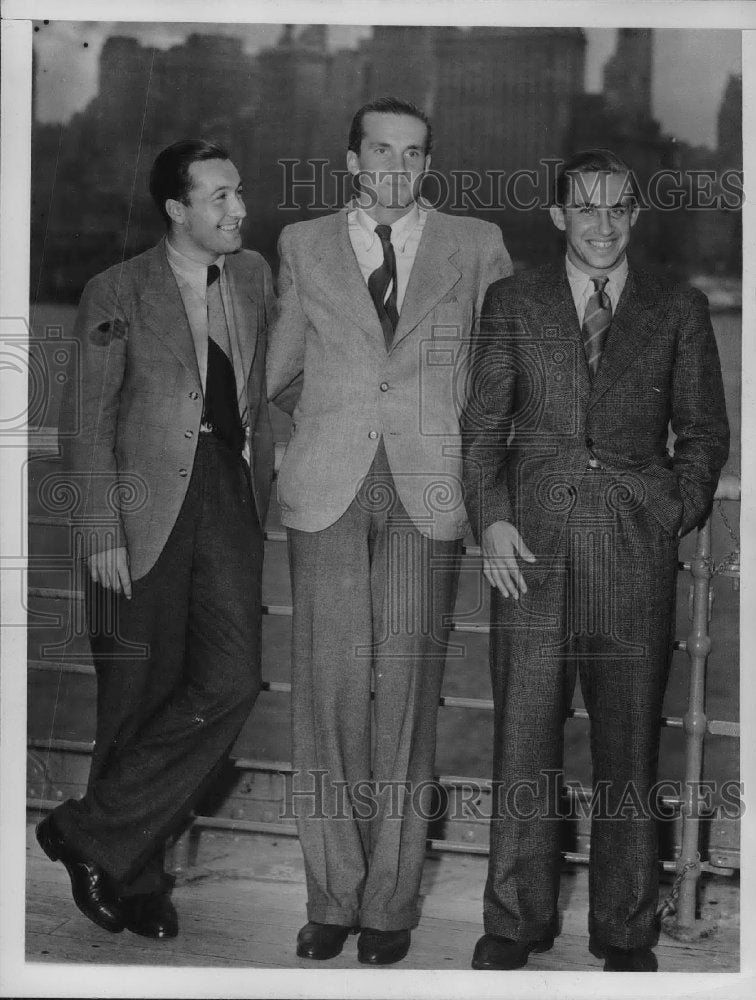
top-left (88, 546), bottom-right (132, 599)
top-left (481, 520), bottom-right (536, 599)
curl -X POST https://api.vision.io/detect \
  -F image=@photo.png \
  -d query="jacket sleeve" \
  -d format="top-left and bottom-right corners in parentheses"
top-left (58, 271), bottom-right (129, 557)
top-left (266, 227), bottom-right (307, 416)
top-left (475, 223), bottom-right (513, 319)
top-left (670, 287), bottom-right (730, 535)
top-left (461, 279), bottom-right (518, 544)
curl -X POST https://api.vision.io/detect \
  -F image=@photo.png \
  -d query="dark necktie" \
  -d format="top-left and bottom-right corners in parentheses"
top-left (203, 264), bottom-right (243, 454)
top-left (368, 224), bottom-right (399, 350)
top-left (582, 275), bottom-right (612, 379)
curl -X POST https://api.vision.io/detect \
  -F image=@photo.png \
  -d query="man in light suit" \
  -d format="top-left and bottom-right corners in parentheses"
top-left (36, 139), bottom-right (274, 939)
top-left (462, 149), bottom-right (729, 972)
top-left (267, 97), bottom-right (511, 965)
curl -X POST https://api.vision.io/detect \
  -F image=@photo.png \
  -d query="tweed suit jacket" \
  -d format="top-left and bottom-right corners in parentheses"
top-left (462, 260), bottom-right (729, 565)
top-left (59, 239), bottom-right (275, 581)
top-left (267, 208), bottom-right (512, 539)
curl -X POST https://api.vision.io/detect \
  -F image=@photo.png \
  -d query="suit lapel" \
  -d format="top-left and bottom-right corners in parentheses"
top-left (224, 255), bottom-right (258, 383)
top-left (391, 211), bottom-right (462, 350)
top-left (310, 212), bottom-right (385, 342)
top-left (139, 243), bottom-right (201, 383)
top-left (528, 263), bottom-right (592, 406)
top-left (589, 269), bottom-right (660, 406)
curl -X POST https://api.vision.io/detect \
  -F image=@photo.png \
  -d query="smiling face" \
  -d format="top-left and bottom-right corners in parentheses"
top-left (346, 111), bottom-right (430, 223)
top-left (166, 158), bottom-right (246, 263)
top-left (549, 170), bottom-right (639, 275)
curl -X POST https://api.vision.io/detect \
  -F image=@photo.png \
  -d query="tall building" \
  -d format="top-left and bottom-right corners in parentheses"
top-left (571, 28), bottom-right (681, 274)
top-left (603, 29), bottom-right (653, 127)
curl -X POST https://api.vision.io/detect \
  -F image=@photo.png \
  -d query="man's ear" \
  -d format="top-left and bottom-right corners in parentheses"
top-left (165, 198), bottom-right (185, 226)
top-left (346, 150), bottom-right (360, 177)
top-left (629, 203), bottom-right (640, 227)
top-left (549, 204), bottom-right (566, 232)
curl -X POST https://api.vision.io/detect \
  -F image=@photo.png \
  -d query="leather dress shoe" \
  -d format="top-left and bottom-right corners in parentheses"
top-left (471, 932), bottom-right (554, 970)
top-left (589, 937), bottom-right (658, 972)
top-left (121, 892), bottom-right (179, 939)
top-left (357, 927), bottom-right (411, 965)
top-left (296, 921), bottom-right (355, 960)
top-left (36, 814), bottom-right (125, 933)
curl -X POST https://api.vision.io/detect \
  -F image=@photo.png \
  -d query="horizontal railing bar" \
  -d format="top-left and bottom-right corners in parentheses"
top-left (22, 527), bottom-right (741, 582)
top-left (26, 664), bottom-right (737, 736)
top-left (23, 799), bottom-right (728, 872)
top-left (19, 741), bottom-right (712, 808)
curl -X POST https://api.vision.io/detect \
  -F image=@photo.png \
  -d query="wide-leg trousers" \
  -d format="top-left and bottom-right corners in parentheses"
top-left (288, 441), bottom-right (462, 931)
top-left (483, 467), bottom-right (679, 949)
top-left (52, 434), bottom-right (264, 896)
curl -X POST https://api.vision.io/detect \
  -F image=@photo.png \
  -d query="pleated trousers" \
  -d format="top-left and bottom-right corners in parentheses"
top-left (288, 441), bottom-right (462, 930)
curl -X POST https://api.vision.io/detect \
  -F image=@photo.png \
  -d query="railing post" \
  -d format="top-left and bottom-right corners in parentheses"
top-left (676, 515), bottom-right (712, 930)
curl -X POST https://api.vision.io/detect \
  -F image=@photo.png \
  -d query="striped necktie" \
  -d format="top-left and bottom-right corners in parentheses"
top-left (368, 224), bottom-right (399, 350)
top-left (582, 275), bottom-right (612, 379)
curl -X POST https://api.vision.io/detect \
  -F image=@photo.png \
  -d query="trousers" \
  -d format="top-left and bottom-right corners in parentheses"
top-left (484, 468), bottom-right (679, 948)
top-left (53, 434), bottom-right (263, 894)
top-left (288, 441), bottom-right (462, 930)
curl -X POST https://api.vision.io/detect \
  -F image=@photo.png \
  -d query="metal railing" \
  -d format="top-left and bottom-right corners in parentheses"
top-left (25, 432), bottom-right (740, 933)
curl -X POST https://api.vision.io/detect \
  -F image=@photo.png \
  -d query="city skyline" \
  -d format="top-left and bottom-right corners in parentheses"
top-left (32, 22), bottom-right (741, 150)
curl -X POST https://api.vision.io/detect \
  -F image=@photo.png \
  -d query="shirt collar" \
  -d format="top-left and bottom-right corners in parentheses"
top-left (565, 253), bottom-right (628, 298)
top-left (165, 236), bottom-right (225, 289)
top-left (348, 203), bottom-right (423, 253)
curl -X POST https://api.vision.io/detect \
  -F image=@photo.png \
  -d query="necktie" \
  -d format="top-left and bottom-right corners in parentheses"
top-left (203, 264), bottom-right (243, 453)
top-left (582, 276), bottom-right (612, 379)
top-left (368, 224), bottom-right (399, 350)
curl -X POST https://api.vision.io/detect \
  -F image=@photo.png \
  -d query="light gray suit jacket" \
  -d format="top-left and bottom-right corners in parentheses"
top-left (267, 208), bottom-right (512, 539)
top-left (59, 239), bottom-right (275, 580)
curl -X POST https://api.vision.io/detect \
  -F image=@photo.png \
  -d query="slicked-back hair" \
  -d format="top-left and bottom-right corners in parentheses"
top-left (348, 97), bottom-right (433, 156)
top-left (149, 139), bottom-right (231, 227)
top-left (554, 148), bottom-right (639, 207)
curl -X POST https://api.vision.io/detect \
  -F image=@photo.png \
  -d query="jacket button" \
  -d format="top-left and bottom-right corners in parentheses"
top-left (179, 468), bottom-right (188, 477)
top-left (380, 382), bottom-right (389, 392)
top-left (184, 430), bottom-right (194, 438)
top-left (368, 431), bottom-right (379, 440)
top-left (585, 437), bottom-right (594, 449)
top-left (189, 391), bottom-right (199, 400)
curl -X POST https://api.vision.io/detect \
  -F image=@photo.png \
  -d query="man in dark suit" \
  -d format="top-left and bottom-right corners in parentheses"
top-left (267, 97), bottom-right (511, 965)
top-left (36, 139), bottom-right (275, 939)
top-left (462, 149), bottom-right (729, 972)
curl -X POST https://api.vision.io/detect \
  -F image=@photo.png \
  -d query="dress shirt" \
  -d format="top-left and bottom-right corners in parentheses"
top-left (348, 204), bottom-right (427, 313)
top-left (565, 254), bottom-right (628, 326)
top-left (165, 238), bottom-right (248, 433)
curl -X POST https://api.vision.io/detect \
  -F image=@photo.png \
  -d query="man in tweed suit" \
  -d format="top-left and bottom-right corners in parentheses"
top-left (267, 97), bottom-right (511, 965)
top-left (462, 149), bottom-right (729, 972)
top-left (36, 140), bottom-right (274, 939)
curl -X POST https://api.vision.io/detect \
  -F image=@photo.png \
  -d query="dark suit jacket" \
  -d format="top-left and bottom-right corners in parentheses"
top-left (462, 261), bottom-right (729, 566)
top-left (59, 240), bottom-right (275, 580)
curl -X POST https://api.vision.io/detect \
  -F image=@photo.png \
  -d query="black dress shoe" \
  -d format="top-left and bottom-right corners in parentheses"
top-left (471, 932), bottom-right (555, 970)
top-left (35, 814), bottom-right (125, 933)
top-left (357, 928), bottom-right (411, 965)
top-left (121, 892), bottom-right (178, 939)
top-left (296, 921), bottom-right (355, 960)
top-left (589, 937), bottom-right (658, 972)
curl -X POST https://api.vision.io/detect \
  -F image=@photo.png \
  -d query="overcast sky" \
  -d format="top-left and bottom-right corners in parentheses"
top-left (33, 23), bottom-right (741, 149)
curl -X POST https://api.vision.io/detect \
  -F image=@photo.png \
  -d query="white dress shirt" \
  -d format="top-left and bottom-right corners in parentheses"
top-left (347, 204), bottom-right (427, 313)
top-left (565, 254), bottom-right (628, 326)
top-left (165, 238), bottom-right (248, 442)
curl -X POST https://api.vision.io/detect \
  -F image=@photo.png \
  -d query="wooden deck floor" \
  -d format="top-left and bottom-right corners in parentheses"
top-left (25, 822), bottom-right (739, 974)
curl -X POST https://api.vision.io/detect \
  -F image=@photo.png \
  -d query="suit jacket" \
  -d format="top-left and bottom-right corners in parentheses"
top-left (462, 260), bottom-right (729, 564)
top-left (266, 208), bottom-right (512, 539)
top-left (59, 239), bottom-right (275, 581)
